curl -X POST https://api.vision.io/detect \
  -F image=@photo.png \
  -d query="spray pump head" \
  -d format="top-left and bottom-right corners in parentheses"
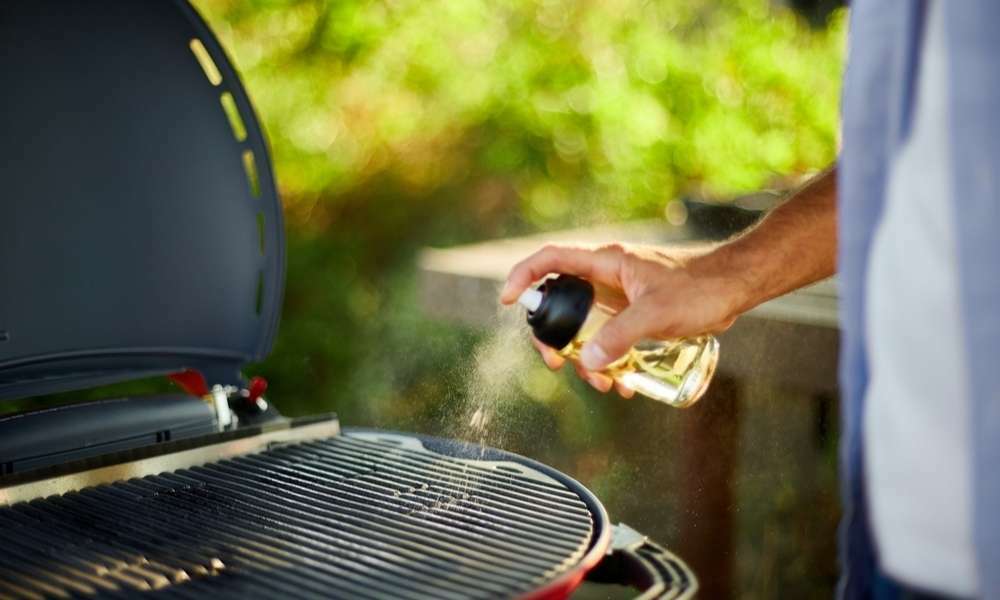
top-left (518, 275), bottom-right (595, 350)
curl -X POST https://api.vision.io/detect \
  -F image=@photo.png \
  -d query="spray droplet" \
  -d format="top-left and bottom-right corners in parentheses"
top-left (443, 303), bottom-right (537, 493)
top-left (469, 406), bottom-right (492, 430)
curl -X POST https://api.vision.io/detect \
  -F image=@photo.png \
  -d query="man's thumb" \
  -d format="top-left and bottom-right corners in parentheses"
top-left (579, 304), bottom-right (655, 371)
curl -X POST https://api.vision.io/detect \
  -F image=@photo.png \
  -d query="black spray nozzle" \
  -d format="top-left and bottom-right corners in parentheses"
top-left (522, 274), bottom-right (594, 350)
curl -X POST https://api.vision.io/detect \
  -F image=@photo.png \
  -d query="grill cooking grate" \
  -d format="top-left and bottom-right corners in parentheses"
top-left (0, 434), bottom-right (596, 599)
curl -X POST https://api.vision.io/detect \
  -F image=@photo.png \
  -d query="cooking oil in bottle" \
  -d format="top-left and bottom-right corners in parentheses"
top-left (517, 274), bottom-right (719, 408)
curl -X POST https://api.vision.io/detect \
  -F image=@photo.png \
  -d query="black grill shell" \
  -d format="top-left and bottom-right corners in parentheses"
top-left (0, 431), bottom-right (607, 599)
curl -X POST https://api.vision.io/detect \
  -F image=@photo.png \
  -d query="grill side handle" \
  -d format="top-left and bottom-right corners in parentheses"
top-left (584, 523), bottom-right (699, 599)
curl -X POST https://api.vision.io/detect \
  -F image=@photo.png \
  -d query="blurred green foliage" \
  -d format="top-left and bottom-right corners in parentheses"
top-left (198, 0), bottom-right (843, 229)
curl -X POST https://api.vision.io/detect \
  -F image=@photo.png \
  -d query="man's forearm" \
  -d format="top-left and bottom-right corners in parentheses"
top-left (697, 165), bottom-right (838, 314)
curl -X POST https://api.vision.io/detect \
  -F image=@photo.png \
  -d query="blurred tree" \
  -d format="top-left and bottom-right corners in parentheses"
top-left (195, 0), bottom-right (845, 231)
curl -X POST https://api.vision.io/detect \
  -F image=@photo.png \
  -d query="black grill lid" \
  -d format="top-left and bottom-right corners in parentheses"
top-left (0, 0), bottom-right (285, 400)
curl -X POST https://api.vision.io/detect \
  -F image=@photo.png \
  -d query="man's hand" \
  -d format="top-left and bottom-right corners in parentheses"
top-left (500, 243), bottom-right (748, 395)
top-left (500, 166), bottom-right (839, 397)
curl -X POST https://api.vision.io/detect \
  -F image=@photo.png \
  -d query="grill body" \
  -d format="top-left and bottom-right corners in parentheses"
top-left (0, 430), bottom-right (608, 599)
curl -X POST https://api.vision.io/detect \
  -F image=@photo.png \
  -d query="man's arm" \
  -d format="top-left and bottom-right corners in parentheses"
top-left (704, 165), bottom-right (838, 316)
top-left (500, 165), bottom-right (838, 390)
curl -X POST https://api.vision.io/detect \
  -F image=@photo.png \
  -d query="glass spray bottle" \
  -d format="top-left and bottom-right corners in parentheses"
top-left (517, 274), bottom-right (719, 408)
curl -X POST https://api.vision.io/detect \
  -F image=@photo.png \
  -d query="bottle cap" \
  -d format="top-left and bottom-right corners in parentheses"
top-left (524, 275), bottom-right (594, 350)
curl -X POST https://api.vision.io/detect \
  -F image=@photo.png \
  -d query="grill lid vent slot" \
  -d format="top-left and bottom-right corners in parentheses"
top-left (219, 92), bottom-right (247, 141)
top-left (244, 150), bottom-right (261, 197)
top-left (189, 38), bottom-right (222, 86)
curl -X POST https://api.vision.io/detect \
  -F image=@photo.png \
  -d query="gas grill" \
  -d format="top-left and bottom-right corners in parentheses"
top-left (0, 1), bottom-right (697, 598)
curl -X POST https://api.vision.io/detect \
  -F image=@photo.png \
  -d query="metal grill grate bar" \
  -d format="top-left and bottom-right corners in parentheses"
top-left (148, 470), bottom-right (543, 595)
top-left (5, 501), bottom-right (200, 584)
top-left (87, 479), bottom-right (471, 600)
top-left (96, 487), bottom-right (458, 594)
top-left (234, 451), bottom-right (591, 546)
top-left (16, 489), bottom-right (350, 600)
top-left (278, 441), bottom-right (594, 525)
top-left (291, 439), bottom-right (593, 520)
top-left (0, 435), bottom-right (596, 599)
top-left (185, 460), bottom-right (578, 572)
top-left (120, 479), bottom-right (498, 599)
top-left (319, 436), bottom-right (586, 504)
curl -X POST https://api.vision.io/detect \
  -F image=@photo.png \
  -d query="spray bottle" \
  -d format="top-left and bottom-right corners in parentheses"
top-left (517, 274), bottom-right (719, 408)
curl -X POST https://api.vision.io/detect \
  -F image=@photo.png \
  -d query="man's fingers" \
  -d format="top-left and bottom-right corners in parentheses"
top-left (614, 380), bottom-right (636, 399)
top-left (531, 337), bottom-right (565, 370)
top-left (573, 362), bottom-right (613, 393)
top-left (580, 301), bottom-right (661, 371)
top-left (572, 361), bottom-right (629, 396)
top-left (500, 244), bottom-right (626, 304)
